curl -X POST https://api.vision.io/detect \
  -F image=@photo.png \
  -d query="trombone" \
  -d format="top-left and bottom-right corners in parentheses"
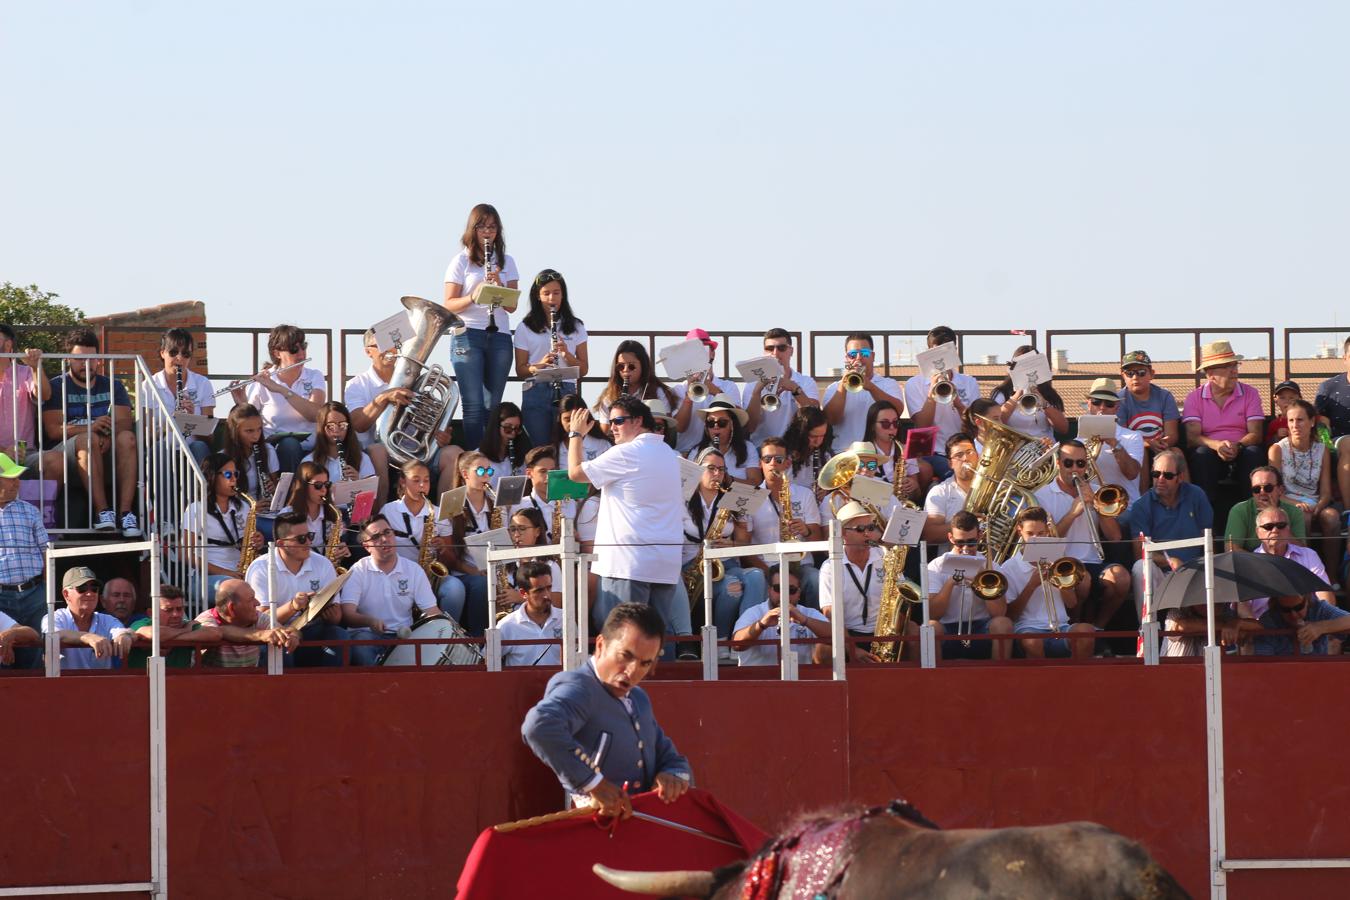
top-left (1037, 556), bottom-right (1086, 632)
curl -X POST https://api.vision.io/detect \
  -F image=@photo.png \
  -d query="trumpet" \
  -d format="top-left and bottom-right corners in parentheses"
top-left (1018, 387), bottom-right (1043, 414)
top-left (930, 376), bottom-right (955, 405)
top-left (688, 372), bottom-right (709, 403)
top-left (760, 376), bottom-right (782, 412)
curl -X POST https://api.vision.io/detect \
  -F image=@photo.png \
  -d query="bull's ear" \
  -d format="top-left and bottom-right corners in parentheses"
top-left (592, 863), bottom-right (716, 897)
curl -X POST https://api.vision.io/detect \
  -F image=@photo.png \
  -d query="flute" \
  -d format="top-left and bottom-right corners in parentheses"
top-left (212, 359), bottom-right (310, 397)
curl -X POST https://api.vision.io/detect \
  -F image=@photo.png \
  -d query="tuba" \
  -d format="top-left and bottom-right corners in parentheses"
top-left (963, 416), bottom-right (1048, 564)
top-left (377, 295), bottom-right (465, 465)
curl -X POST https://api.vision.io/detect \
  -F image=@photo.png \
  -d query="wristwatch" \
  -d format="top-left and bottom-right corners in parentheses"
top-left (567, 431), bottom-right (583, 439)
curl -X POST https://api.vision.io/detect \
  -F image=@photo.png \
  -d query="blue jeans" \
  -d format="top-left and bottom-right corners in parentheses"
top-left (694, 563), bottom-right (764, 639)
top-left (0, 582), bottom-right (45, 669)
top-left (436, 575), bottom-right (467, 624)
top-left (521, 380), bottom-right (576, 451)
top-left (451, 328), bottom-right (514, 450)
top-left (269, 433), bottom-right (314, 475)
top-left (290, 620), bottom-right (349, 667)
top-left (594, 577), bottom-right (679, 635)
top-left (453, 573), bottom-right (489, 636)
top-left (347, 627), bottom-right (393, 666)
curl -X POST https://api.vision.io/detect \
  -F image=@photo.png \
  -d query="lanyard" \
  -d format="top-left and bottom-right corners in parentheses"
top-left (845, 561), bottom-right (874, 624)
top-left (206, 502), bottom-right (240, 547)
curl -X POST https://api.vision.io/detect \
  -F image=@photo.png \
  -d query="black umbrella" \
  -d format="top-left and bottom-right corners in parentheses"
top-left (1152, 551), bottom-right (1330, 611)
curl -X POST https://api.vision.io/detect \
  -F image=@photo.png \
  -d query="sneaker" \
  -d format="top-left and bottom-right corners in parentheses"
top-left (120, 512), bottom-right (142, 538)
top-left (94, 509), bottom-right (116, 531)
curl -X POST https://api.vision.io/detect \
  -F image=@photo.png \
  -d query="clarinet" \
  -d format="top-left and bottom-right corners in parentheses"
top-left (483, 238), bottom-right (499, 333)
top-left (175, 368), bottom-right (188, 412)
top-left (548, 308), bottom-right (563, 406)
top-left (507, 437), bottom-right (516, 476)
top-left (252, 440), bottom-right (275, 506)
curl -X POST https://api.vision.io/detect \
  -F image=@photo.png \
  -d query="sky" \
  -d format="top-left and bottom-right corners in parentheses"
top-left (3, 1), bottom-right (1348, 372)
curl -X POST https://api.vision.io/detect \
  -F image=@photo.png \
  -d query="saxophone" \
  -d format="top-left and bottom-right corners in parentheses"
top-left (418, 504), bottom-right (449, 588)
top-left (870, 543), bottom-right (923, 662)
top-left (236, 490), bottom-right (260, 575)
top-left (486, 493), bottom-right (512, 616)
top-left (324, 499), bottom-right (348, 575)
top-left (684, 490), bottom-right (734, 607)
top-left (777, 474), bottom-right (804, 562)
top-left (551, 498), bottom-right (565, 545)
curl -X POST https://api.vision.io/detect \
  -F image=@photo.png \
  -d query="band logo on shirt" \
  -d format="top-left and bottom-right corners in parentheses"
top-left (398, 578), bottom-right (409, 593)
top-left (309, 579), bottom-right (321, 591)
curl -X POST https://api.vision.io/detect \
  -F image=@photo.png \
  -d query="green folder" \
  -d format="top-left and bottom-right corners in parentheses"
top-left (546, 469), bottom-right (590, 502)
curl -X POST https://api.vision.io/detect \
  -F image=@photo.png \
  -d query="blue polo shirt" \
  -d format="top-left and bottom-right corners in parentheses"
top-left (1118, 482), bottom-right (1214, 564)
top-left (1253, 600), bottom-right (1350, 656)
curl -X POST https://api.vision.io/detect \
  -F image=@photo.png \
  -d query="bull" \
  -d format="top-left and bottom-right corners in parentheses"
top-left (593, 800), bottom-right (1190, 899)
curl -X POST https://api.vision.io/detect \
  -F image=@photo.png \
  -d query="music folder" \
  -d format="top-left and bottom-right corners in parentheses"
top-left (472, 284), bottom-right (521, 312)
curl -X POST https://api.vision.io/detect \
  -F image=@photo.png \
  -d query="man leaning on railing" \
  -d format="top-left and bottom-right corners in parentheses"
top-left (0, 451), bottom-right (47, 669)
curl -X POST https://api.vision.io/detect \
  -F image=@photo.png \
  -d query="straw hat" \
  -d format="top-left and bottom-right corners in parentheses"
top-left (645, 397), bottom-right (678, 430)
top-left (694, 399), bottom-right (748, 427)
top-left (1086, 377), bottom-right (1121, 402)
top-left (1196, 341), bottom-right (1243, 372)
top-left (834, 500), bottom-right (876, 523)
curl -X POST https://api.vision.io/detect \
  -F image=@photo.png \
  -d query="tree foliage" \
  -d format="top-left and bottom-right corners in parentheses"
top-left (0, 282), bottom-right (87, 359)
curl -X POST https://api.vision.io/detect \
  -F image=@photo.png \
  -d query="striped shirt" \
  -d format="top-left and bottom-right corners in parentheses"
top-left (0, 499), bottom-right (48, 585)
top-left (194, 606), bottom-right (273, 668)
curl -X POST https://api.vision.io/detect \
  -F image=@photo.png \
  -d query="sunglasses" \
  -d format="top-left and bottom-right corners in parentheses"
top-left (952, 538), bottom-right (980, 547)
top-left (609, 415), bottom-right (635, 427)
top-left (1277, 599), bottom-right (1307, 614)
top-left (534, 270), bottom-right (561, 286)
top-left (1259, 521), bottom-right (1290, 531)
top-left (1122, 368), bottom-right (1150, 378)
top-left (1151, 470), bottom-right (1179, 480)
top-left (760, 454), bottom-right (787, 464)
top-left (220, 470), bottom-right (237, 480)
top-left (284, 533), bottom-right (315, 545)
top-left (1089, 398), bottom-right (1119, 408)
top-left (307, 480), bottom-right (331, 490)
top-left (500, 423), bottom-right (523, 434)
top-left (616, 363), bottom-right (640, 372)
top-left (1060, 458), bottom-right (1088, 468)
top-left (1251, 484), bottom-right (1277, 494)
top-left (845, 524), bottom-right (881, 534)
top-left (769, 583), bottom-right (801, 595)
top-left (764, 343), bottom-right (790, 353)
top-left (706, 418), bottom-right (732, 429)
top-left (875, 419), bottom-right (899, 429)
top-left (165, 348), bottom-right (192, 358)
top-left (72, 583), bottom-right (100, 594)
top-left (474, 466), bottom-right (496, 477)
top-left (860, 459), bottom-right (881, 471)
top-left (845, 348), bottom-right (873, 360)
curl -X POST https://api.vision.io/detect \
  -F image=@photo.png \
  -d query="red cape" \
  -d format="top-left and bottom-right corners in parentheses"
top-left (456, 789), bottom-right (767, 900)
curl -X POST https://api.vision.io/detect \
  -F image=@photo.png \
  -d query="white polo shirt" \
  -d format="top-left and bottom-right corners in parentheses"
top-left (821, 374), bottom-right (904, 448)
top-left (140, 369), bottom-right (214, 416)
top-left (732, 600), bottom-right (827, 667)
top-left (244, 550), bottom-right (340, 623)
top-left (339, 555), bottom-right (437, 632)
top-left (999, 554), bottom-right (1068, 631)
top-left (342, 367), bottom-right (390, 448)
top-left (499, 603), bottom-right (564, 667)
top-left (381, 497), bottom-right (453, 562)
top-left (742, 371), bottom-right (821, 444)
top-left (748, 482), bottom-right (821, 565)
top-left (1089, 424), bottom-right (1147, 503)
top-left (903, 372), bottom-right (981, 451)
top-left (245, 366), bottom-right (327, 438)
top-left (1034, 480), bottom-right (1102, 564)
top-left (927, 552), bottom-right (994, 626)
top-left (819, 548), bottom-right (885, 633)
top-left (581, 433), bottom-right (682, 584)
top-left (444, 248), bottom-right (521, 332)
top-left (182, 498), bottom-right (248, 571)
top-left (557, 435), bottom-right (611, 470)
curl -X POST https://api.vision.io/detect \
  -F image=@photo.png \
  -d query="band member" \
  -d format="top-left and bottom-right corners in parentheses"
top-left (861, 399), bottom-right (926, 501)
top-left (592, 340), bottom-right (678, 434)
top-left (522, 602), bottom-right (693, 818)
top-left (500, 561), bottom-right (564, 667)
top-left (1034, 441), bottom-right (1131, 630)
top-left (382, 459), bottom-right (464, 621)
top-left (689, 399), bottom-right (761, 486)
top-left (783, 407), bottom-right (835, 494)
top-left (680, 448), bottom-right (766, 641)
top-left (1080, 378), bottom-right (1146, 503)
top-left (513, 445), bottom-right (573, 544)
top-left (745, 438), bottom-right (824, 607)
top-left (818, 500), bottom-right (885, 663)
top-left (444, 451), bottom-right (497, 634)
top-left (672, 328), bottom-right (739, 455)
top-left (479, 401), bottom-right (531, 488)
top-left (822, 333), bottom-right (905, 448)
top-left (506, 508), bottom-right (563, 608)
top-left (281, 461), bottom-right (350, 567)
top-left (647, 398), bottom-right (679, 449)
top-left (229, 324), bottom-right (326, 474)
top-left (964, 398), bottom-right (998, 451)
top-left (927, 510), bottom-right (1013, 661)
top-left (743, 328), bottom-right (820, 442)
top-left (921, 433), bottom-right (979, 545)
top-left (815, 442), bottom-right (890, 525)
top-left (243, 510), bottom-right (347, 667)
top-left (224, 404), bottom-right (280, 505)
top-left (903, 325), bottom-right (981, 480)
top-left (181, 452), bottom-right (264, 598)
top-left (998, 508), bottom-right (1095, 659)
top-left (556, 394), bottom-right (610, 470)
top-left (442, 202), bottom-right (520, 450)
top-left (339, 515), bottom-right (441, 666)
top-left (139, 327), bottom-right (214, 465)
top-left (514, 268), bottom-right (588, 447)
top-left (301, 401), bottom-right (376, 488)
top-left (989, 345), bottom-right (1069, 441)
top-left (731, 563), bottom-right (830, 667)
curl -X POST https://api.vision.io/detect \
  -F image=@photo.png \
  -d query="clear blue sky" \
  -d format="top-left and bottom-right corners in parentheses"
top-left (3, 1), bottom-right (1347, 366)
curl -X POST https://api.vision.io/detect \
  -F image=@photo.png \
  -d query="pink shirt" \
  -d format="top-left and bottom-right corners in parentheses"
top-left (0, 365), bottom-right (37, 449)
top-left (1181, 381), bottom-right (1263, 443)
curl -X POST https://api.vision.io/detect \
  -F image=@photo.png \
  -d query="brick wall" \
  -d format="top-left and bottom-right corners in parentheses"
top-left (85, 300), bottom-right (208, 376)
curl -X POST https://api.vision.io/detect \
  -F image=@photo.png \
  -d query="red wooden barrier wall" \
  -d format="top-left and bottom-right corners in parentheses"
top-left (4, 662), bottom-right (1350, 898)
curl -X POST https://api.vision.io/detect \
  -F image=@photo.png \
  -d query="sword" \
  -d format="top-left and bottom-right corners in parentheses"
top-left (628, 811), bottom-right (742, 848)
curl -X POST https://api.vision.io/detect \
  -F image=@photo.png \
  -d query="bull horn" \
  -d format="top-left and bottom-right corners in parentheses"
top-left (592, 863), bottom-right (716, 897)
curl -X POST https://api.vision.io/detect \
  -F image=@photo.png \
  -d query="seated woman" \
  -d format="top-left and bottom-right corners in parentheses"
top-left (230, 324), bottom-right (326, 474)
top-left (443, 451), bottom-right (502, 635)
top-left (140, 327), bottom-right (215, 466)
top-left (783, 406), bottom-right (835, 496)
top-left (503, 507), bottom-right (563, 608)
top-left (301, 401), bottom-right (376, 495)
top-left (590, 340), bottom-right (678, 435)
top-left (381, 459), bottom-right (465, 622)
top-left (861, 399), bottom-right (929, 502)
top-left (556, 394), bottom-right (609, 469)
top-left (279, 460), bottom-right (351, 569)
top-left (224, 404), bottom-right (281, 506)
top-left (479, 401), bottom-right (531, 490)
top-left (181, 452), bottom-right (264, 600)
top-left (989, 345), bottom-right (1069, 442)
top-left (1269, 399), bottom-right (1341, 581)
top-left (688, 399), bottom-right (762, 486)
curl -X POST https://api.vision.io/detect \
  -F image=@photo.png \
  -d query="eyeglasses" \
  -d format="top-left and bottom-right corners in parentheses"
top-left (1122, 368), bottom-right (1150, 378)
top-left (1151, 470), bottom-right (1179, 480)
top-left (1251, 484), bottom-right (1277, 494)
top-left (500, 423), bottom-right (522, 435)
top-left (285, 343), bottom-right (306, 354)
top-left (283, 533), bottom-right (315, 545)
top-left (219, 471), bottom-right (237, 480)
top-left (307, 480), bottom-right (331, 490)
top-left (1089, 398), bottom-right (1119, 408)
top-left (952, 538), bottom-right (980, 547)
top-left (845, 348), bottom-right (873, 360)
top-left (768, 583), bottom-right (801, 595)
top-left (506, 524), bottom-right (537, 534)
top-left (323, 421), bottom-right (350, 431)
top-left (1258, 521), bottom-right (1290, 531)
top-left (760, 454), bottom-right (786, 464)
top-left (364, 528), bottom-right (395, 542)
top-left (609, 415), bottom-right (634, 427)
top-left (764, 343), bottom-right (790, 353)
top-left (845, 524), bottom-right (881, 534)
top-left (1277, 599), bottom-right (1307, 614)
top-left (474, 466), bottom-right (495, 477)
top-left (1059, 458), bottom-right (1088, 468)
top-left (706, 418), bottom-right (732, 429)
top-left (875, 418), bottom-right (899, 429)
top-left (703, 464), bottom-right (727, 474)
top-left (475, 223), bottom-right (499, 231)
top-left (616, 363), bottom-right (640, 372)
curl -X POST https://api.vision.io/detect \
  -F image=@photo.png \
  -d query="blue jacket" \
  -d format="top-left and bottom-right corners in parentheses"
top-left (522, 662), bottom-right (692, 794)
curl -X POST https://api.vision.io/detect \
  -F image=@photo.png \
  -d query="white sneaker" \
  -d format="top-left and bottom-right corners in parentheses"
top-left (94, 509), bottom-right (116, 531)
top-left (120, 512), bottom-right (142, 538)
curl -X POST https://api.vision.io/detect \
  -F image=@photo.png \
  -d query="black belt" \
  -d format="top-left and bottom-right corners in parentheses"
top-left (0, 575), bottom-right (41, 592)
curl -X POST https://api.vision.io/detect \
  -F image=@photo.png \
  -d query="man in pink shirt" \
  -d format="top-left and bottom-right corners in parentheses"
top-left (1182, 341), bottom-right (1265, 528)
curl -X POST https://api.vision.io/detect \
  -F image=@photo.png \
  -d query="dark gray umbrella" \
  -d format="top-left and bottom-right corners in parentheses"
top-left (1152, 551), bottom-right (1330, 611)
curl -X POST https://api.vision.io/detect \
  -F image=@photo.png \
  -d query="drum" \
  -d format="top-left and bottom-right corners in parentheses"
top-left (381, 615), bottom-right (482, 667)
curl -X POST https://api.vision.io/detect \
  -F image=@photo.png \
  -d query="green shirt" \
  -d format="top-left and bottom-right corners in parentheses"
top-left (126, 616), bottom-right (199, 668)
top-left (1223, 498), bottom-right (1306, 551)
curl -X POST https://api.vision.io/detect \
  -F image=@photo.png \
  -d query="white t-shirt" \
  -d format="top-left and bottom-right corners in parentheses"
top-left (140, 369), bottom-right (215, 416)
top-left (819, 548), bottom-right (885, 633)
top-left (240, 443), bottom-right (281, 499)
top-left (575, 495), bottom-right (601, 544)
top-left (999, 554), bottom-right (1068, 631)
top-left (742, 372), bottom-right (821, 444)
top-left (342, 368), bottom-right (390, 448)
top-left (499, 603), bottom-right (564, 667)
top-left (923, 478), bottom-right (970, 523)
top-left (244, 550), bottom-right (340, 622)
top-left (245, 366), bottom-right (327, 438)
top-left (444, 248), bottom-right (521, 332)
top-left (733, 601), bottom-right (827, 667)
top-left (513, 321), bottom-right (589, 383)
top-left (581, 432), bottom-right (682, 584)
top-left (671, 376), bottom-right (742, 454)
top-left (511, 494), bottom-right (576, 545)
top-left (1034, 480), bottom-right (1101, 564)
top-left (41, 609), bottom-right (121, 670)
top-left (748, 482), bottom-right (821, 564)
top-left (382, 497), bottom-right (453, 563)
top-left (684, 439), bottom-right (759, 482)
top-left (300, 449), bottom-right (376, 486)
top-left (821, 375), bottom-right (904, 448)
top-left (558, 435), bottom-right (610, 470)
top-left (1091, 425), bottom-right (1147, 504)
top-left (927, 552), bottom-right (994, 626)
top-left (183, 498), bottom-right (248, 571)
top-left (903, 372), bottom-right (981, 451)
top-left (339, 555), bottom-right (437, 632)
top-left (680, 493), bottom-right (739, 566)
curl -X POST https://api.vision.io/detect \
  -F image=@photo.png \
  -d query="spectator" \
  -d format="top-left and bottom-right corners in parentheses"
top-left (338, 515), bottom-right (440, 666)
top-left (138, 327), bottom-right (214, 466)
top-left (244, 510), bottom-right (348, 667)
top-left (513, 268), bottom-right (588, 449)
top-left (1225, 466), bottom-right (1307, 552)
top-left (42, 567), bottom-right (133, 670)
top-left (1116, 350), bottom-right (1180, 452)
top-left (1314, 336), bottom-right (1350, 511)
top-left (990, 345), bottom-right (1070, 441)
top-left (689, 399), bottom-right (762, 486)
top-left (732, 564), bottom-right (829, 667)
top-left (99, 577), bottom-right (138, 627)
top-left (0, 607), bottom-right (38, 668)
top-left (1252, 593), bottom-right (1350, 657)
top-left (1264, 380), bottom-right (1307, 445)
top-left (499, 560), bottom-right (564, 667)
top-left (825, 332), bottom-right (905, 450)
top-left (743, 328), bottom-right (820, 444)
top-left (999, 508), bottom-right (1095, 659)
top-left (193, 579), bottom-right (299, 668)
top-left (229, 324), bottom-right (326, 474)
top-left (0, 325), bottom-right (51, 462)
top-left (1121, 448), bottom-right (1213, 623)
top-left (1243, 506), bottom-right (1336, 621)
top-left (1181, 340), bottom-right (1265, 526)
top-left (1268, 399), bottom-right (1340, 582)
top-left (0, 451), bottom-right (47, 667)
top-left (670, 328), bottom-right (741, 456)
top-left (1080, 377), bottom-right (1146, 504)
top-left (903, 325), bottom-right (980, 480)
top-left (128, 584), bottom-right (221, 668)
top-left (42, 330), bottom-right (140, 536)
top-left (1161, 604), bottom-right (1257, 657)
top-left (927, 510), bottom-right (1014, 661)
